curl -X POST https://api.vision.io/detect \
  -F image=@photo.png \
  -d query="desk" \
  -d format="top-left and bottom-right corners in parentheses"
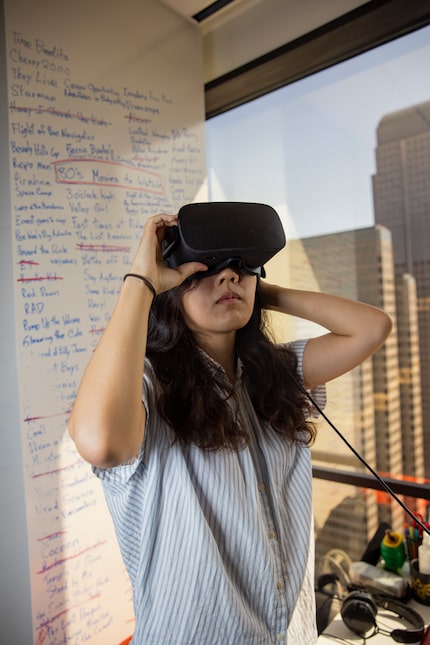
top-left (318, 599), bottom-right (430, 644)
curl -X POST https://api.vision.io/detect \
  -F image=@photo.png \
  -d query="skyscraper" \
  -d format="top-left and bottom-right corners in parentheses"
top-left (373, 99), bottom-right (430, 478)
top-left (277, 225), bottom-right (423, 563)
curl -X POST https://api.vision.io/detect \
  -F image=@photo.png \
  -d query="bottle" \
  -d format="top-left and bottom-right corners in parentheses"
top-left (418, 531), bottom-right (430, 575)
top-left (381, 530), bottom-right (405, 572)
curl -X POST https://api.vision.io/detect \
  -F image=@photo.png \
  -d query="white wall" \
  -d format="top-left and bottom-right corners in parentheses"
top-left (0, 5), bottom-right (33, 643)
top-left (202, 0), bottom-right (368, 82)
top-left (0, 0), bottom-right (205, 641)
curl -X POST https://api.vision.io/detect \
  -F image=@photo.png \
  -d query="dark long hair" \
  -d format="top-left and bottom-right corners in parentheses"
top-left (146, 280), bottom-right (316, 451)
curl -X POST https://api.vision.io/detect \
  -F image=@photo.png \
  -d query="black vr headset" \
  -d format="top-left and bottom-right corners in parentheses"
top-left (162, 202), bottom-right (286, 278)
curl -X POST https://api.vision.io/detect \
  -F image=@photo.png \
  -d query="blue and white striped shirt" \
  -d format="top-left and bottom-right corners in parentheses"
top-left (93, 339), bottom-right (325, 644)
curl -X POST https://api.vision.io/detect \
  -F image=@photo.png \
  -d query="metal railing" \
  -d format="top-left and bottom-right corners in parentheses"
top-left (313, 465), bottom-right (430, 501)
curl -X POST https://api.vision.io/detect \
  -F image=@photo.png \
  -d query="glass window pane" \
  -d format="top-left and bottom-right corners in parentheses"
top-left (205, 25), bottom-right (430, 553)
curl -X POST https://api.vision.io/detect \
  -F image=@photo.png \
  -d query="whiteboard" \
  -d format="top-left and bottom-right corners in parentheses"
top-left (2, 0), bottom-right (206, 642)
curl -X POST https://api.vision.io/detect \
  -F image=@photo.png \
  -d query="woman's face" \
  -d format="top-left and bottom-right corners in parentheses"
top-left (181, 265), bottom-right (257, 342)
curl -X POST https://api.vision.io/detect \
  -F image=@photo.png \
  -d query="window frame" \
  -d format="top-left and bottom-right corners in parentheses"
top-left (204, 0), bottom-right (430, 120)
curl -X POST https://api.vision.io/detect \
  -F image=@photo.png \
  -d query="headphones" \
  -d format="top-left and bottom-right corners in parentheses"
top-left (340, 590), bottom-right (425, 642)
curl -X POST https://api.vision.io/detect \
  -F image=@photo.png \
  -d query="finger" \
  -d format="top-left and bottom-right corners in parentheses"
top-left (176, 262), bottom-right (208, 281)
top-left (148, 213), bottom-right (177, 228)
top-left (152, 215), bottom-right (178, 244)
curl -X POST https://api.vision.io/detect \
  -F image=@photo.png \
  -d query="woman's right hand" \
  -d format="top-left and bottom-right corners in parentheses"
top-left (128, 213), bottom-right (208, 295)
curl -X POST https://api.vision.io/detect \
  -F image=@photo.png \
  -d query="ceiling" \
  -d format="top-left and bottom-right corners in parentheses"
top-left (158, 0), bottom-right (369, 83)
top-left (158, 0), bottom-right (259, 25)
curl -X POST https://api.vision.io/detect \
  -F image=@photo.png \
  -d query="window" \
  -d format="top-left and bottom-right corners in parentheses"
top-left (205, 23), bottom-right (430, 563)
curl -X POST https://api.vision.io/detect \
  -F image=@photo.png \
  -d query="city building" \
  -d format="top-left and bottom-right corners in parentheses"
top-left (280, 226), bottom-right (423, 563)
top-left (373, 100), bottom-right (430, 479)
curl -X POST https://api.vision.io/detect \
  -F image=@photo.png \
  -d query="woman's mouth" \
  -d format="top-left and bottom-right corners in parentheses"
top-left (217, 291), bottom-right (241, 304)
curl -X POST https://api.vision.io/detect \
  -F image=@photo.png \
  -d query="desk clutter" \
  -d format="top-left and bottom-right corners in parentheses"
top-left (316, 518), bottom-right (430, 643)
top-left (384, 518), bottom-right (430, 606)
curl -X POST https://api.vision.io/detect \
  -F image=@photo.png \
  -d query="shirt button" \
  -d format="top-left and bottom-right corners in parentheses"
top-left (258, 482), bottom-right (265, 492)
top-left (268, 530), bottom-right (276, 540)
top-left (277, 581), bottom-right (284, 591)
top-left (277, 634), bottom-right (285, 641)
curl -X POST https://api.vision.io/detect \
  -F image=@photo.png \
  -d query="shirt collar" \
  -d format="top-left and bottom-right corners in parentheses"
top-left (197, 347), bottom-right (243, 387)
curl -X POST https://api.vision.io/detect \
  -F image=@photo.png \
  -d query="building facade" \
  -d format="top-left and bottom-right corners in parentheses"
top-left (373, 100), bottom-right (430, 479)
top-left (284, 226), bottom-right (423, 564)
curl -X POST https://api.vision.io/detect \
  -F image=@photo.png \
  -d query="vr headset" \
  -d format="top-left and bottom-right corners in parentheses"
top-left (162, 202), bottom-right (286, 278)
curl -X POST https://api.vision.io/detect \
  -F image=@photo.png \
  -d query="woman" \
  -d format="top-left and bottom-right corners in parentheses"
top-left (69, 212), bottom-right (392, 644)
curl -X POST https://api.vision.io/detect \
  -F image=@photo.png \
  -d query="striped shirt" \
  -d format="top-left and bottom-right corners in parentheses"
top-left (93, 339), bottom-right (325, 644)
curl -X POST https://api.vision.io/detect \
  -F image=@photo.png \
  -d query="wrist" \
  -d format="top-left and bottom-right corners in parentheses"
top-left (123, 273), bottom-right (157, 299)
top-left (260, 282), bottom-right (283, 309)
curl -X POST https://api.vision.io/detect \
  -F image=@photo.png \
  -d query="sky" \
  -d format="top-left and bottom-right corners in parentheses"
top-left (205, 24), bottom-right (430, 240)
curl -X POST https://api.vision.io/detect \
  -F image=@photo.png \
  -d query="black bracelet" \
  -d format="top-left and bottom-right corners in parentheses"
top-left (123, 273), bottom-right (157, 299)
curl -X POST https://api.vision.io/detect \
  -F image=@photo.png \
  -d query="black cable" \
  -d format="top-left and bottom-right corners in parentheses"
top-left (296, 379), bottom-right (430, 537)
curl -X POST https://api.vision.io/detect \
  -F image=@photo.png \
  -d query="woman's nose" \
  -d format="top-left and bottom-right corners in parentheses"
top-left (215, 265), bottom-right (240, 283)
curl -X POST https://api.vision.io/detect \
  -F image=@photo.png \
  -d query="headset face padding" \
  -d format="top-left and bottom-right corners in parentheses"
top-left (341, 591), bottom-right (425, 643)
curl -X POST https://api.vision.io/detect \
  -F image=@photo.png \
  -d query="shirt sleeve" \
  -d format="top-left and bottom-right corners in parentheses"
top-left (91, 358), bottom-right (156, 486)
top-left (288, 338), bottom-right (327, 418)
